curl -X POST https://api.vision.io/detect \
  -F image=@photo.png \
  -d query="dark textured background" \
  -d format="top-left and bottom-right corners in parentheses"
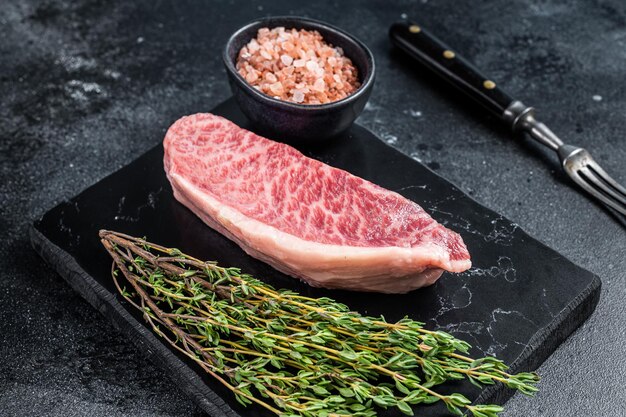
top-left (1, 0), bottom-right (624, 416)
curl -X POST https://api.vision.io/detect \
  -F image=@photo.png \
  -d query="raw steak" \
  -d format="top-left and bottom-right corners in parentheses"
top-left (163, 114), bottom-right (471, 293)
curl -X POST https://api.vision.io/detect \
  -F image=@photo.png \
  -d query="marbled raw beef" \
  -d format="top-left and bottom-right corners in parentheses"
top-left (163, 113), bottom-right (471, 293)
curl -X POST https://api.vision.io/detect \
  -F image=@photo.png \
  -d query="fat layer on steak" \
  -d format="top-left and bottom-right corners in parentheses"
top-left (163, 113), bottom-right (471, 293)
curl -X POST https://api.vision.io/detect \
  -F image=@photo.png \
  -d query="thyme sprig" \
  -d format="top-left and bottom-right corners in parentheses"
top-left (100, 230), bottom-right (539, 417)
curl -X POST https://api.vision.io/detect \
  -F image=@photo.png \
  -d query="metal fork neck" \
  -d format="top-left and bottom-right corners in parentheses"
top-left (503, 101), bottom-right (564, 151)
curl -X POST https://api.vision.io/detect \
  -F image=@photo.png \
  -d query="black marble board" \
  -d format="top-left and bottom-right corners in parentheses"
top-left (31, 98), bottom-right (600, 417)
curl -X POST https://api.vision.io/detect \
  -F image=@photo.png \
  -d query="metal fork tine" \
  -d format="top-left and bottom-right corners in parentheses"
top-left (581, 168), bottom-right (626, 207)
top-left (571, 168), bottom-right (626, 215)
top-left (586, 158), bottom-right (626, 197)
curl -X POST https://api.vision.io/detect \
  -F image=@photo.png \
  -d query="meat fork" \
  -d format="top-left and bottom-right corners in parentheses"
top-left (390, 21), bottom-right (626, 216)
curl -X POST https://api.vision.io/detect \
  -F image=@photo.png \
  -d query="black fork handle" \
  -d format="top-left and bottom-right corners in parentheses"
top-left (389, 21), bottom-right (515, 123)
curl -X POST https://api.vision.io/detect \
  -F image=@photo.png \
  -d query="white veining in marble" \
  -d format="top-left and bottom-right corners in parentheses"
top-left (113, 188), bottom-right (163, 222)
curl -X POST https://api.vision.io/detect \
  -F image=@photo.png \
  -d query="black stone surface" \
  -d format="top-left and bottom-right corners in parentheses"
top-left (1, 1), bottom-right (625, 416)
top-left (31, 98), bottom-right (600, 416)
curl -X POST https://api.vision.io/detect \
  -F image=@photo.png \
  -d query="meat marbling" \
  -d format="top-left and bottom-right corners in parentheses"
top-left (163, 113), bottom-right (471, 293)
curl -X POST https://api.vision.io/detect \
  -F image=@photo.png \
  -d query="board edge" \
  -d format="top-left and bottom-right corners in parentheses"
top-left (474, 272), bottom-right (601, 406)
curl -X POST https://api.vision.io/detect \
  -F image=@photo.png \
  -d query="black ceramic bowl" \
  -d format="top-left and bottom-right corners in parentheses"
top-left (223, 16), bottom-right (375, 143)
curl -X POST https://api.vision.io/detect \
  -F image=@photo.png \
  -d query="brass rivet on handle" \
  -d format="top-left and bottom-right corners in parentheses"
top-left (443, 50), bottom-right (455, 59)
top-left (483, 80), bottom-right (496, 89)
top-left (409, 25), bottom-right (421, 33)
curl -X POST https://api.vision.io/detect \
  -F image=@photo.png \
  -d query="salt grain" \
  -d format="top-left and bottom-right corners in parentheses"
top-left (245, 71), bottom-right (259, 83)
top-left (293, 90), bottom-right (305, 103)
top-left (269, 82), bottom-right (284, 95)
top-left (313, 78), bottom-right (325, 92)
top-left (236, 27), bottom-right (360, 104)
top-left (248, 39), bottom-right (260, 52)
top-left (280, 54), bottom-right (293, 66)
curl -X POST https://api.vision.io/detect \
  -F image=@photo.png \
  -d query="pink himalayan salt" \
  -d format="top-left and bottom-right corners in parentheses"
top-left (236, 27), bottom-right (360, 105)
